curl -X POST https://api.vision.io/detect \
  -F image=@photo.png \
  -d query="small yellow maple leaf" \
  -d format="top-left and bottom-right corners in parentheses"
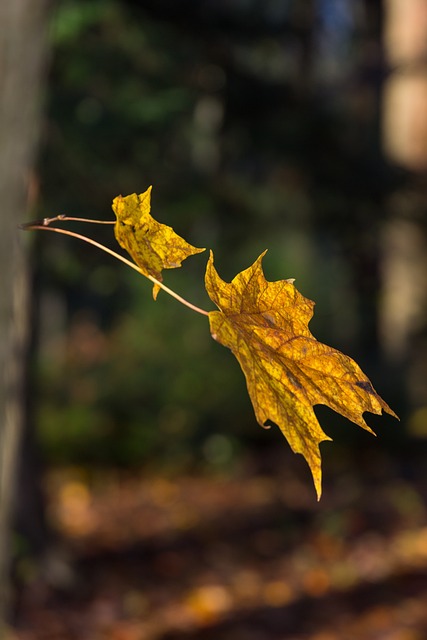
top-left (205, 250), bottom-right (397, 499)
top-left (113, 187), bottom-right (205, 298)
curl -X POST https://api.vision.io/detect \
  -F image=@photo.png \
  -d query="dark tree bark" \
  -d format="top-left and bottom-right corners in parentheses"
top-left (0, 0), bottom-right (49, 632)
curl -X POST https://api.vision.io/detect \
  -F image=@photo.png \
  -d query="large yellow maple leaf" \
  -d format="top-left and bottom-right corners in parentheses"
top-left (205, 250), bottom-right (397, 499)
top-left (113, 187), bottom-right (205, 298)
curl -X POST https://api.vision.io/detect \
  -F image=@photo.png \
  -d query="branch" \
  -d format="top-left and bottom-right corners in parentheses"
top-left (21, 221), bottom-right (210, 317)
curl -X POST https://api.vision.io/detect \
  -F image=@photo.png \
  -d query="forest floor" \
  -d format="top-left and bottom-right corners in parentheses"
top-left (9, 443), bottom-right (427, 640)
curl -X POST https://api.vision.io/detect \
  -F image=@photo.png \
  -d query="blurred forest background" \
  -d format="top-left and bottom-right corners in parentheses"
top-left (4, 0), bottom-right (427, 638)
top-left (34, 0), bottom-right (421, 468)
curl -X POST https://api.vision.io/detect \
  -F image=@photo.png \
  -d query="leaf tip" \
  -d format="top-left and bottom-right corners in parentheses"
top-left (205, 249), bottom-right (216, 278)
top-left (152, 282), bottom-right (161, 300)
top-left (385, 405), bottom-right (400, 421)
top-left (311, 466), bottom-right (323, 501)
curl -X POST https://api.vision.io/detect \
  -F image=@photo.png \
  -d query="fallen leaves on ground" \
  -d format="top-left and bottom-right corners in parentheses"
top-left (12, 449), bottom-right (427, 640)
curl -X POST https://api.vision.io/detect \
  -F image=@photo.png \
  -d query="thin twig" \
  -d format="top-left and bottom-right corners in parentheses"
top-left (52, 216), bottom-right (116, 225)
top-left (19, 215), bottom-right (115, 228)
top-left (22, 223), bottom-right (210, 317)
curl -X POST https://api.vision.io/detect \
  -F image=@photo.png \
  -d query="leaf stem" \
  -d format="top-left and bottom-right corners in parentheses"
top-left (22, 223), bottom-right (210, 317)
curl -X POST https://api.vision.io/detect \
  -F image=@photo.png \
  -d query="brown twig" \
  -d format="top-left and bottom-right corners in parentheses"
top-left (21, 221), bottom-right (210, 317)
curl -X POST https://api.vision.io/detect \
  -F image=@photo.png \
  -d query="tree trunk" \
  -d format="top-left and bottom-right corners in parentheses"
top-left (0, 0), bottom-right (49, 632)
top-left (381, 0), bottom-right (427, 423)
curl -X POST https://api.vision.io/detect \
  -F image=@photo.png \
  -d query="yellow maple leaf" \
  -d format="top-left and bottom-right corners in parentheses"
top-left (113, 186), bottom-right (205, 298)
top-left (205, 250), bottom-right (398, 499)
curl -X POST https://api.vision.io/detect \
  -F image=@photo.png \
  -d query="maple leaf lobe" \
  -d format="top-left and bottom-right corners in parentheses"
top-left (205, 250), bottom-right (397, 499)
top-left (112, 187), bottom-right (205, 298)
